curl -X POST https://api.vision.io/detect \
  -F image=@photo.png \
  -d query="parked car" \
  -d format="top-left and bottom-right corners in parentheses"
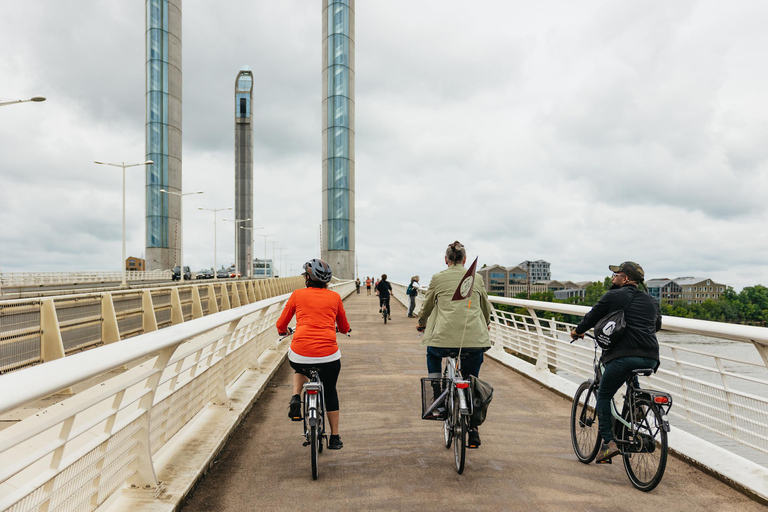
top-left (172, 266), bottom-right (191, 281)
top-left (216, 269), bottom-right (230, 279)
top-left (196, 269), bottom-right (214, 279)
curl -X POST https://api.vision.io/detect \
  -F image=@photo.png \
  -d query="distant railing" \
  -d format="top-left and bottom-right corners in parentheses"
top-left (486, 296), bottom-right (768, 457)
top-left (0, 277), bottom-right (305, 374)
top-left (0, 270), bottom-right (172, 287)
top-left (0, 280), bottom-right (355, 512)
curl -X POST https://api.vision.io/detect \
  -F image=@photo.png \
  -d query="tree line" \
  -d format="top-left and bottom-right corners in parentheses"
top-left (494, 277), bottom-right (768, 326)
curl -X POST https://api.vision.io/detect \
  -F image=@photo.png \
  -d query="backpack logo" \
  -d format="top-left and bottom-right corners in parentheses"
top-left (601, 321), bottom-right (617, 336)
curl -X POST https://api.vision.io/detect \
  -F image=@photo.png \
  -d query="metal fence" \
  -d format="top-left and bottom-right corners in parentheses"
top-left (0, 270), bottom-right (172, 287)
top-left (0, 280), bottom-right (356, 512)
top-left (486, 296), bottom-right (768, 457)
top-left (0, 277), bottom-right (306, 374)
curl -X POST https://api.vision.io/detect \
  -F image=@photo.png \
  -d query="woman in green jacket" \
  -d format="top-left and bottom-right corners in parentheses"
top-left (417, 241), bottom-right (491, 447)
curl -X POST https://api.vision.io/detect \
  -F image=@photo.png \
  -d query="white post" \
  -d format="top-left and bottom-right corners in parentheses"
top-left (121, 163), bottom-right (127, 287)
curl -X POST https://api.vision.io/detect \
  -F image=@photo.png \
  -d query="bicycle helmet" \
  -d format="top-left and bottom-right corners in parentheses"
top-left (303, 258), bottom-right (333, 283)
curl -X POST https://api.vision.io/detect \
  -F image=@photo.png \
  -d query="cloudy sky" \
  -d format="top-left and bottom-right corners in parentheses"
top-left (1, 1), bottom-right (767, 290)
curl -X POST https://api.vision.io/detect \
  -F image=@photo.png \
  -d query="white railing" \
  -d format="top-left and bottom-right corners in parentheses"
top-left (0, 277), bottom-right (304, 373)
top-left (0, 280), bottom-right (355, 512)
top-left (0, 271), bottom-right (172, 287)
top-left (487, 296), bottom-right (768, 457)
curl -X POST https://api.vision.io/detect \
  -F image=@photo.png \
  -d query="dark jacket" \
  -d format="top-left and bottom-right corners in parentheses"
top-left (376, 279), bottom-right (392, 298)
top-left (576, 284), bottom-right (661, 367)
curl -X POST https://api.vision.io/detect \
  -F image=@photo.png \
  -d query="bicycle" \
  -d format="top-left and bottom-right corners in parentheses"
top-left (570, 333), bottom-right (673, 491)
top-left (280, 327), bottom-right (350, 480)
top-left (421, 352), bottom-right (473, 474)
top-left (380, 298), bottom-right (389, 324)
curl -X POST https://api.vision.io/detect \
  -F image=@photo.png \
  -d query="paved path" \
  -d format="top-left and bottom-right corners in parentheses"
top-left (181, 292), bottom-right (763, 511)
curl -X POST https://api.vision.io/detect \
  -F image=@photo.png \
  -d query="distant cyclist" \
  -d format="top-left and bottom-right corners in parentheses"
top-left (276, 258), bottom-right (351, 450)
top-left (376, 274), bottom-right (393, 320)
top-left (417, 241), bottom-right (491, 448)
top-left (571, 261), bottom-right (661, 463)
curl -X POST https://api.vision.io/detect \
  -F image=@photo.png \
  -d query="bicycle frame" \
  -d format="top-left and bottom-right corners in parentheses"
top-left (444, 357), bottom-right (471, 416)
top-left (302, 371), bottom-right (326, 434)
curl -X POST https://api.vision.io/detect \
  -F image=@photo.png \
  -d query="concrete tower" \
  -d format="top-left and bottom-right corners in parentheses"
top-left (145, 0), bottom-right (182, 271)
top-left (235, 66), bottom-right (254, 278)
top-left (322, 0), bottom-right (355, 279)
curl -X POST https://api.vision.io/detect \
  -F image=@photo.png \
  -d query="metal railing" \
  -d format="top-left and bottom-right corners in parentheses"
top-left (0, 280), bottom-right (355, 512)
top-left (0, 277), bottom-right (306, 374)
top-left (487, 296), bottom-right (768, 457)
top-left (0, 270), bottom-right (172, 287)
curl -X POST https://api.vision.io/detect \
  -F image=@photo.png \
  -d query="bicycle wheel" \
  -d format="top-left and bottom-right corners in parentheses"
top-left (310, 425), bottom-right (319, 480)
top-left (570, 381), bottom-right (601, 463)
top-left (453, 390), bottom-right (466, 474)
top-left (622, 401), bottom-right (667, 492)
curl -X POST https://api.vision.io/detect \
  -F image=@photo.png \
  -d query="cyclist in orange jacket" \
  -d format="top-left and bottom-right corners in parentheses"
top-left (276, 258), bottom-right (351, 449)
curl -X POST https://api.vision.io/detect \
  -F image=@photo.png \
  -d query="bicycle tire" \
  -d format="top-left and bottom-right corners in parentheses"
top-left (444, 386), bottom-right (453, 449)
top-left (570, 381), bottom-right (601, 463)
top-left (310, 425), bottom-right (319, 480)
top-left (384, 310), bottom-right (387, 324)
top-left (453, 390), bottom-right (466, 474)
top-left (622, 401), bottom-right (667, 492)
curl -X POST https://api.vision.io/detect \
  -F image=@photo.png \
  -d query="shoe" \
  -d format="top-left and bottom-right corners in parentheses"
top-left (595, 440), bottom-right (620, 463)
top-left (468, 428), bottom-right (481, 448)
top-left (388, 316), bottom-right (391, 320)
top-left (288, 394), bottom-right (302, 421)
top-left (379, 308), bottom-right (382, 313)
top-left (328, 434), bottom-right (343, 450)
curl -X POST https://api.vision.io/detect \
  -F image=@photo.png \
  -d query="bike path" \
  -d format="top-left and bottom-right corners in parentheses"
top-left (180, 292), bottom-right (763, 512)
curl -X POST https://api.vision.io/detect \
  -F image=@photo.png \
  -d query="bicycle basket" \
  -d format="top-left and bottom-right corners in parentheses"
top-left (420, 377), bottom-right (449, 421)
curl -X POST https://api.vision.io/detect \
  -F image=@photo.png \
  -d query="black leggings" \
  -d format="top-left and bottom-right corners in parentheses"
top-left (379, 296), bottom-right (390, 313)
top-left (289, 359), bottom-right (342, 411)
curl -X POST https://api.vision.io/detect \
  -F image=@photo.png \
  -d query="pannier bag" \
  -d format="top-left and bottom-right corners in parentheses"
top-left (470, 375), bottom-right (494, 426)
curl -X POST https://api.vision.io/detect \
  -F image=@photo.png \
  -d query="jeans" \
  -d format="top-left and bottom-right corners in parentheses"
top-left (596, 356), bottom-right (657, 443)
top-left (407, 294), bottom-right (417, 316)
top-left (426, 346), bottom-right (486, 380)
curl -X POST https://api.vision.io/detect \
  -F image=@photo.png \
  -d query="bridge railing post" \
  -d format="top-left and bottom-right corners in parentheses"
top-left (207, 284), bottom-right (219, 314)
top-left (101, 292), bottom-right (121, 345)
top-left (40, 298), bottom-right (65, 363)
top-left (142, 290), bottom-right (158, 333)
top-left (170, 288), bottom-right (184, 325)
top-left (191, 285), bottom-right (204, 319)
top-left (526, 307), bottom-right (549, 371)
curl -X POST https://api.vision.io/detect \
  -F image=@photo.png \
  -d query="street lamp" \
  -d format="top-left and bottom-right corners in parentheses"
top-left (238, 225), bottom-right (265, 278)
top-left (271, 241), bottom-right (281, 278)
top-left (94, 159), bottom-right (154, 287)
top-left (160, 189), bottom-right (203, 280)
top-left (0, 96), bottom-right (46, 107)
top-left (251, 233), bottom-right (273, 278)
top-left (198, 207), bottom-right (232, 279)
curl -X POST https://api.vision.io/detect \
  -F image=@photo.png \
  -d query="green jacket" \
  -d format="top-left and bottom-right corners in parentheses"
top-left (418, 264), bottom-right (492, 348)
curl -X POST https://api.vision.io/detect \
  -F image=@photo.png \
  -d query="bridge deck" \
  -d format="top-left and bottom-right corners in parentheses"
top-left (180, 293), bottom-right (761, 512)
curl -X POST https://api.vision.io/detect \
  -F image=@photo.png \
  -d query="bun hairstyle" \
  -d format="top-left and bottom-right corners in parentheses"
top-left (446, 241), bottom-right (466, 264)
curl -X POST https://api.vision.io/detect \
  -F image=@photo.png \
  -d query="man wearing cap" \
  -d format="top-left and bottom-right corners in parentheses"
top-left (571, 261), bottom-right (661, 463)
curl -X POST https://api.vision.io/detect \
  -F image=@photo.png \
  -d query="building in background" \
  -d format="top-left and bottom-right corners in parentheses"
top-left (125, 256), bottom-right (146, 271)
top-left (673, 277), bottom-right (727, 305)
top-left (145, 0), bottom-right (182, 270)
top-left (518, 260), bottom-right (551, 283)
top-left (254, 259), bottom-right (276, 278)
top-left (321, 0), bottom-right (355, 279)
top-left (235, 66), bottom-right (254, 278)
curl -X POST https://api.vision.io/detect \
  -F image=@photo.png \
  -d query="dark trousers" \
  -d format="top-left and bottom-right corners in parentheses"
top-left (379, 296), bottom-right (390, 314)
top-left (426, 346), bottom-right (486, 379)
top-left (407, 295), bottom-right (417, 316)
top-left (289, 359), bottom-right (342, 412)
top-left (596, 356), bottom-right (657, 443)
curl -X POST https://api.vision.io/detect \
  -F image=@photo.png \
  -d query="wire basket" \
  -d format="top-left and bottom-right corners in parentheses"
top-left (420, 377), bottom-right (449, 421)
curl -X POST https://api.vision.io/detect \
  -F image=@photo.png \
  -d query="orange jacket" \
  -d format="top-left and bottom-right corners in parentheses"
top-left (276, 287), bottom-right (351, 358)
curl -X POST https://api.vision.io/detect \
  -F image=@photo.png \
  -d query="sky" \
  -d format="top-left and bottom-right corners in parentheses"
top-left (1, 1), bottom-right (767, 291)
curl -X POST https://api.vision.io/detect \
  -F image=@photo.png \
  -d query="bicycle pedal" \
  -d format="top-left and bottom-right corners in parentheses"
top-left (595, 458), bottom-right (612, 464)
top-left (302, 441), bottom-right (310, 447)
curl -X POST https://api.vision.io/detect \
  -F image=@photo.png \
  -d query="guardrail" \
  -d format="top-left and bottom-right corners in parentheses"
top-left (0, 270), bottom-right (172, 287)
top-left (0, 280), bottom-right (356, 512)
top-left (486, 296), bottom-right (768, 457)
top-left (0, 277), bottom-right (305, 374)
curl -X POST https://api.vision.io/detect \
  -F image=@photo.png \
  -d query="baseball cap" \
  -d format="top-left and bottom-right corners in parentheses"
top-left (608, 261), bottom-right (644, 282)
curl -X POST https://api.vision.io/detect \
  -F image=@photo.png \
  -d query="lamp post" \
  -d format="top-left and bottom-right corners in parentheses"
top-left (224, 217), bottom-right (251, 278)
top-left (252, 233), bottom-right (273, 278)
top-left (270, 241), bottom-right (281, 278)
top-left (198, 207), bottom-right (232, 279)
top-left (94, 159), bottom-right (154, 287)
top-left (160, 189), bottom-right (203, 280)
top-left (0, 96), bottom-right (46, 107)
top-left (238, 225), bottom-right (265, 278)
